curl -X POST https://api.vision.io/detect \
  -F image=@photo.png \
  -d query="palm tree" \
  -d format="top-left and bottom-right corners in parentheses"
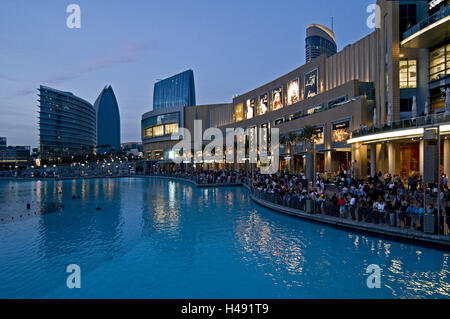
top-left (298, 125), bottom-right (316, 180)
top-left (287, 133), bottom-right (299, 173)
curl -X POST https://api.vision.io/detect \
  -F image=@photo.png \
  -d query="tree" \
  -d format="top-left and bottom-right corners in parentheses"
top-left (287, 133), bottom-right (299, 173)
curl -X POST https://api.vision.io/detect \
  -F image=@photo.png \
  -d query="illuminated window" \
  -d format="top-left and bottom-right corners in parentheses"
top-left (234, 103), bottom-right (243, 122)
top-left (430, 44), bottom-right (450, 82)
top-left (399, 59), bottom-right (416, 88)
top-left (306, 105), bottom-right (322, 115)
top-left (144, 127), bottom-right (153, 137)
top-left (165, 123), bottom-right (179, 135)
top-left (153, 125), bottom-right (164, 137)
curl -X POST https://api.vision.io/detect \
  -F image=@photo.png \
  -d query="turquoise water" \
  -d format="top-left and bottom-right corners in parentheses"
top-left (0, 177), bottom-right (448, 299)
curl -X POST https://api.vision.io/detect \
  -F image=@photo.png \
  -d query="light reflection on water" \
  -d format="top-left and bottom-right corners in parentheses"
top-left (0, 177), bottom-right (448, 299)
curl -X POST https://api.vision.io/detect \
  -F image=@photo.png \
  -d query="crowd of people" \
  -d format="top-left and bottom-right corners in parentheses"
top-left (250, 170), bottom-right (449, 233)
top-left (0, 161), bottom-right (138, 179)
top-left (150, 168), bottom-right (244, 185)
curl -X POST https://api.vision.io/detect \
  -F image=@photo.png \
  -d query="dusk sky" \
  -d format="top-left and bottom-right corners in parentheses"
top-left (0, 0), bottom-right (375, 148)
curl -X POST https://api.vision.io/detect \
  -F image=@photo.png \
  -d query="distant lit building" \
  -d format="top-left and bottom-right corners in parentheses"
top-left (0, 137), bottom-right (30, 163)
top-left (305, 24), bottom-right (337, 63)
top-left (94, 85), bottom-right (121, 154)
top-left (38, 85), bottom-right (96, 158)
top-left (153, 70), bottom-right (196, 110)
top-left (121, 142), bottom-right (143, 157)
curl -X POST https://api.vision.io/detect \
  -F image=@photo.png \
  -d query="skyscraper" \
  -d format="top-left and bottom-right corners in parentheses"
top-left (305, 24), bottom-right (337, 63)
top-left (94, 85), bottom-right (121, 154)
top-left (38, 85), bottom-right (96, 158)
top-left (153, 69), bottom-right (196, 110)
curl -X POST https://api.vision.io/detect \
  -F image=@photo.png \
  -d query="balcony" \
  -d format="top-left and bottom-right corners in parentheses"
top-left (348, 113), bottom-right (450, 144)
top-left (402, 5), bottom-right (450, 49)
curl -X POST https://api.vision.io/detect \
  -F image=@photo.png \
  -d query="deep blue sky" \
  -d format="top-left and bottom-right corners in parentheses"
top-left (0, 0), bottom-right (375, 148)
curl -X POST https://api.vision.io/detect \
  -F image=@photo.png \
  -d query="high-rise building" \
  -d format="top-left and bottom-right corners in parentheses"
top-left (305, 24), bottom-right (337, 63)
top-left (94, 85), bottom-right (121, 154)
top-left (153, 69), bottom-right (196, 110)
top-left (38, 85), bottom-right (96, 158)
top-left (0, 137), bottom-right (6, 148)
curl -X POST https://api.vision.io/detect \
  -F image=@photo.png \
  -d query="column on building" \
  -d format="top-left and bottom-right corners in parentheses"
top-left (376, 143), bottom-right (386, 175)
top-left (324, 151), bottom-right (332, 173)
top-left (444, 138), bottom-right (450, 184)
top-left (370, 144), bottom-right (376, 177)
top-left (388, 142), bottom-right (400, 176)
top-left (352, 144), bottom-right (368, 178)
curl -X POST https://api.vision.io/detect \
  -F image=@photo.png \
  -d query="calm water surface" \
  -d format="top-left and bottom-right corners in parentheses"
top-left (0, 177), bottom-right (448, 298)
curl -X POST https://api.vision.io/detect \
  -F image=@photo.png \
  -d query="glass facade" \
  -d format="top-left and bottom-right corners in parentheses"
top-left (399, 59), bottom-right (417, 88)
top-left (306, 36), bottom-right (337, 62)
top-left (430, 43), bottom-right (450, 82)
top-left (0, 146), bottom-right (30, 163)
top-left (38, 85), bottom-right (96, 158)
top-left (94, 85), bottom-right (121, 153)
top-left (153, 70), bottom-right (196, 110)
top-left (399, 3), bottom-right (417, 35)
top-left (142, 112), bottom-right (180, 138)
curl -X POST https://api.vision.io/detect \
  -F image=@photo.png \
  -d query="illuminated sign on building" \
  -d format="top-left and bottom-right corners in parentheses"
top-left (304, 69), bottom-right (318, 99)
top-left (429, 0), bottom-right (445, 11)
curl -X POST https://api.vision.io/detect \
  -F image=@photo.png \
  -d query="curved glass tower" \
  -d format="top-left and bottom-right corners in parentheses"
top-left (153, 69), bottom-right (196, 110)
top-left (38, 86), bottom-right (96, 158)
top-left (305, 24), bottom-right (337, 63)
top-left (94, 85), bottom-right (121, 153)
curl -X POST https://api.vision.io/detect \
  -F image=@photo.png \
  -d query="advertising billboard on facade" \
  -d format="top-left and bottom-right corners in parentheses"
top-left (304, 69), bottom-right (318, 99)
top-left (234, 103), bottom-right (243, 122)
top-left (246, 98), bottom-right (256, 119)
top-left (287, 78), bottom-right (300, 105)
top-left (272, 87), bottom-right (283, 111)
top-left (259, 93), bottom-right (269, 115)
top-left (332, 120), bottom-right (351, 143)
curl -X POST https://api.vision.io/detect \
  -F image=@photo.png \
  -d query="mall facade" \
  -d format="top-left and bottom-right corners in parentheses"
top-left (142, 0), bottom-right (450, 180)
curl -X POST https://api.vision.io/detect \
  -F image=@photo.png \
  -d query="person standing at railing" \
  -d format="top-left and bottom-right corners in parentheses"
top-left (338, 196), bottom-right (346, 218)
top-left (406, 202), bottom-right (416, 229)
top-left (377, 200), bottom-right (386, 224)
top-left (417, 203), bottom-right (424, 231)
top-left (349, 195), bottom-right (357, 220)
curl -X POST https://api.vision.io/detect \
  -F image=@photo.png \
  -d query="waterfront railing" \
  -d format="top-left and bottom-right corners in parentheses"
top-left (248, 185), bottom-right (450, 236)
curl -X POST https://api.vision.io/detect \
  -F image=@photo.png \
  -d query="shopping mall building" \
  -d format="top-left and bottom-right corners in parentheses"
top-left (142, 0), bottom-right (450, 180)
